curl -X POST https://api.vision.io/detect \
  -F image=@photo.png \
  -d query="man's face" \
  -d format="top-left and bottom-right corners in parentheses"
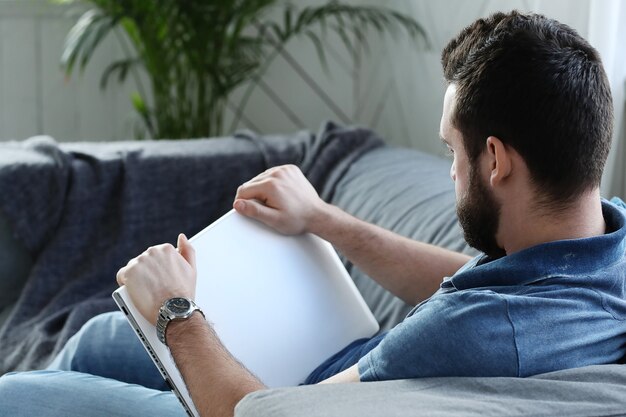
top-left (456, 165), bottom-right (506, 259)
top-left (440, 85), bottom-right (505, 258)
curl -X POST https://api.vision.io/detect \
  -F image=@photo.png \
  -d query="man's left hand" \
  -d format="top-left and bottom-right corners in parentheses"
top-left (116, 233), bottom-right (197, 326)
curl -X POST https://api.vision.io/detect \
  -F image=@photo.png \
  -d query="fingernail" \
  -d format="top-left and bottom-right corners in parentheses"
top-left (234, 200), bottom-right (245, 210)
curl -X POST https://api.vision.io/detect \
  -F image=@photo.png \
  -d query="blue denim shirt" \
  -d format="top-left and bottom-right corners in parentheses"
top-left (357, 198), bottom-right (626, 381)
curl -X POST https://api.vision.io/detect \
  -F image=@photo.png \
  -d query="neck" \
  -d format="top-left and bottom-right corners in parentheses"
top-left (498, 189), bottom-right (606, 255)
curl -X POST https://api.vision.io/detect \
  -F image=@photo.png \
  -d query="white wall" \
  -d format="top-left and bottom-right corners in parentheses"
top-left (0, 0), bottom-right (606, 153)
top-left (0, 0), bottom-right (137, 141)
top-left (356, 0), bottom-right (591, 156)
top-left (241, 0), bottom-right (593, 156)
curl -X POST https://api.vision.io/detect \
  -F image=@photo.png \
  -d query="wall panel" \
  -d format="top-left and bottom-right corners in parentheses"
top-left (0, 0), bottom-right (599, 146)
top-left (0, 18), bottom-right (39, 140)
top-left (0, 1), bottom-right (135, 142)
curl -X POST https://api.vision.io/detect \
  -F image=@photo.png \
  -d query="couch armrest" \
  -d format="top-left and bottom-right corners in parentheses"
top-left (235, 365), bottom-right (626, 417)
top-left (0, 209), bottom-right (32, 313)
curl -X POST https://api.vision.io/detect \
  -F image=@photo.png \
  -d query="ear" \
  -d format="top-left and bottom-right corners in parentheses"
top-left (485, 136), bottom-right (512, 186)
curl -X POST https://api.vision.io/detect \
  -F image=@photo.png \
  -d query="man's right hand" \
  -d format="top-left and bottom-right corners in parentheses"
top-left (233, 165), bottom-right (329, 235)
top-left (234, 164), bottom-right (471, 306)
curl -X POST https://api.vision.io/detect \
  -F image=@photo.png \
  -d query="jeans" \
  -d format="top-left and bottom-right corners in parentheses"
top-left (0, 312), bottom-right (186, 417)
top-left (303, 333), bottom-right (386, 384)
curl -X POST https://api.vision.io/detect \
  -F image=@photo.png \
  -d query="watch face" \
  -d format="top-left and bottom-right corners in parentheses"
top-left (166, 297), bottom-right (191, 315)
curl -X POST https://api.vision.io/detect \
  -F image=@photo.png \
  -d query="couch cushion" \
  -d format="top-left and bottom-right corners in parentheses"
top-left (236, 364), bottom-right (626, 417)
top-left (330, 146), bottom-right (477, 330)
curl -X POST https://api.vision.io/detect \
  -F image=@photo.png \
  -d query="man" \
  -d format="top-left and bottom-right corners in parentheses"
top-left (1, 10), bottom-right (625, 417)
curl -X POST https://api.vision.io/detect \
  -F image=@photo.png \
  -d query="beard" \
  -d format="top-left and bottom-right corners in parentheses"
top-left (456, 166), bottom-right (506, 259)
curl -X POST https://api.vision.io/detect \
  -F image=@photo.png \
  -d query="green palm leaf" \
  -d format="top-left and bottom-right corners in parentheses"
top-left (59, 0), bottom-right (429, 139)
top-left (61, 9), bottom-right (118, 74)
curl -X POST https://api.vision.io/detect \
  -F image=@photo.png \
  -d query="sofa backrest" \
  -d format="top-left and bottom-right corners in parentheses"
top-left (330, 146), bottom-right (476, 330)
top-left (0, 209), bottom-right (33, 310)
top-left (0, 142), bottom-right (471, 332)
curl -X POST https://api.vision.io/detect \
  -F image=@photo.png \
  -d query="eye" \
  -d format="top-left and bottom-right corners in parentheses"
top-left (443, 144), bottom-right (454, 158)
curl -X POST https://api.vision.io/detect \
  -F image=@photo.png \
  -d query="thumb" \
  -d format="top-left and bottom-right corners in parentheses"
top-left (177, 233), bottom-right (196, 269)
top-left (234, 199), bottom-right (279, 228)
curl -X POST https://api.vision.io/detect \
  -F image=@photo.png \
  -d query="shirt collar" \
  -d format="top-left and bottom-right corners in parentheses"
top-left (445, 199), bottom-right (626, 291)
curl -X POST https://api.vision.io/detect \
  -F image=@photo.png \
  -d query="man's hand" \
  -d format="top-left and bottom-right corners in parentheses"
top-left (116, 233), bottom-right (197, 326)
top-left (118, 234), bottom-right (266, 417)
top-left (233, 165), bottom-right (329, 235)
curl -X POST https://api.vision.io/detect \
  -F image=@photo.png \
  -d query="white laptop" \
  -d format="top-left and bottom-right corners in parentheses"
top-left (113, 210), bottom-right (379, 417)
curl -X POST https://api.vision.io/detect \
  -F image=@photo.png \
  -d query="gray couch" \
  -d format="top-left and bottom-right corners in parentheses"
top-left (1, 128), bottom-right (625, 416)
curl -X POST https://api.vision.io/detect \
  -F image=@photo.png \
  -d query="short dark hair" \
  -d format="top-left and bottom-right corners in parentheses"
top-left (441, 11), bottom-right (613, 205)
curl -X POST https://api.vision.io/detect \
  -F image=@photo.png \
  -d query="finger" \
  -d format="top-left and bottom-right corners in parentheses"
top-left (236, 179), bottom-right (276, 203)
top-left (178, 233), bottom-right (196, 269)
top-left (235, 166), bottom-right (289, 196)
top-left (116, 255), bottom-right (141, 286)
top-left (116, 268), bottom-right (127, 287)
top-left (147, 243), bottom-right (173, 254)
top-left (246, 168), bottom-right (279, 183)
top-left (235, 168), bottom-right (277, 195)
top-left (233, 198), bottom-right (280, 226)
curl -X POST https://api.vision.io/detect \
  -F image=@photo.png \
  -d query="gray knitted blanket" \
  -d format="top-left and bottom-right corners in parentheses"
top-left (0, 122), bottom-right (383, 373)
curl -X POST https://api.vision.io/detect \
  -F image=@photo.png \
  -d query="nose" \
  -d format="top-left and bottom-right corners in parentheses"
top-left (449, 161), bottom-right (456, 181)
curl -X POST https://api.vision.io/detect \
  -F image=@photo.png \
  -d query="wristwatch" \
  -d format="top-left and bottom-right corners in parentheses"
top-left (156, 297), bottom-right (205, 346)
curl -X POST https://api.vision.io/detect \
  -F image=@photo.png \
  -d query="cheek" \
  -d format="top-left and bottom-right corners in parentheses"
top-left (455, 180), bottom-right (464, 200)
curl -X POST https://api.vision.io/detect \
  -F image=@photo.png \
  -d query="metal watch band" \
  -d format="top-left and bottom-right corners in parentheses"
top-left (156, 298), bottom-right (204, 346)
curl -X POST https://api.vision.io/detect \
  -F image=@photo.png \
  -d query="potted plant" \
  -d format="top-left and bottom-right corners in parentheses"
top-left (58, 0), bottom-right (427, 139)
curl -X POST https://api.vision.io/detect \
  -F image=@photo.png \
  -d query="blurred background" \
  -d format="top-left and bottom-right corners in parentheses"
top-left (0, 0), bottom-right (624, 197)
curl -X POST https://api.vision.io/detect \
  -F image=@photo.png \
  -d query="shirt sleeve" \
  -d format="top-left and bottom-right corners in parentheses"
top-left (358, 290), bottom-right (519, 381)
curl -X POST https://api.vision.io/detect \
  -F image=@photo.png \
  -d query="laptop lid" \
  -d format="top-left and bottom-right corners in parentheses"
top-left (113, 210), bottom-right (379, 416)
